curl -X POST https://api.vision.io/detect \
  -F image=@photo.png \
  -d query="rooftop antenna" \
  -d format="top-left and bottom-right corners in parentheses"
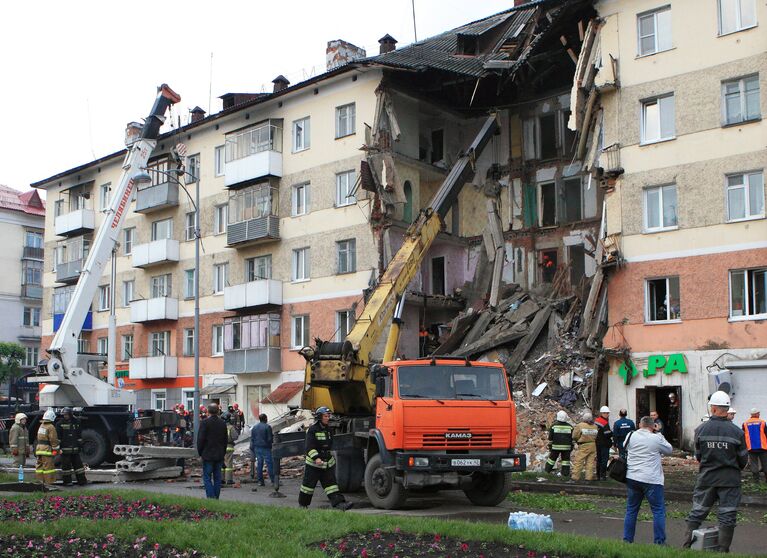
top-left (411, 0), bottom-right (418, 42)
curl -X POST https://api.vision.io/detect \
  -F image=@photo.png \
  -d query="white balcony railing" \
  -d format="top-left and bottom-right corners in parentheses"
top-left (224, 279), bottom-right (282, 310)
top-left (129, 356), bottom-right (178, 379)
top-left (54, 209), bottom-right (95, 237)
top-left (132, 239), bottom-right (180, 268)
top-left (130, 297), bottom-right (179, 322)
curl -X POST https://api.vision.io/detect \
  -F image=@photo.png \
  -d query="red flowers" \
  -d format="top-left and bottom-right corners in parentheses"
top-left (2, 535), bottom-right (205, 557)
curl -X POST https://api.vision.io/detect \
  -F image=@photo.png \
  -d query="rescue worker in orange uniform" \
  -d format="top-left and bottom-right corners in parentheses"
top-left (742, 408), bottom-right (767, 483)
top-left (35, 409), bottom-right (59, 485)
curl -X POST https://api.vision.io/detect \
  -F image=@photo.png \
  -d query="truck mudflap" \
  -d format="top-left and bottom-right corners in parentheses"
top-left (394, 452), bottom-right (526, 473)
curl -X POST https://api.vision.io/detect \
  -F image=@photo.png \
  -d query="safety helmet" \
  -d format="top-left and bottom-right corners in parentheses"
top-left (556, 410), bottom-right (568, 422)
top-left (315, 406), bottom-right (331, 420)
top-left (599, 406), bottom-right (610, 414)
top-left (14, 413), bottom-right (27, 424)
top-left (233, 403), bottom-right (239, 409)
top-left (178, 404), bottom-right (184, 411)
top-left (727, 408), bottom-right (736, 414)
top-left (61, 407), bottom-right (73, 417)
top-left (43, 408), bottom-right (56, 422)
top-left (200, 404), bottom-right (205, 410)
top-left (709, 391), bottom-right (730, 407)
top-left (582, 412), bottom-right (593, 422)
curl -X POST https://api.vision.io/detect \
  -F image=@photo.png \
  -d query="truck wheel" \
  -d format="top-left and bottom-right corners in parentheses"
top-left (336, 449), bottom-right (365, 492)
top-left (80, 429), bottom-right (108, 468)
top-left (463, 471), bottom-right (512, 507)
top-left (364, 453), bottom-right (407, 509)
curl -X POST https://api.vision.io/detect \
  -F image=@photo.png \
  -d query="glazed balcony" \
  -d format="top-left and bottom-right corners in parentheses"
top-left (224, 120), bottom-right (283, 187)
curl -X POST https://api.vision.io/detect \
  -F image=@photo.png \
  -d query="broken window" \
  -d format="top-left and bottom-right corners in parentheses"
top-left (569, 244), bottom-right (587, 288)
top-left (564, 177), bottom-right (583, 223)
top-left (403, 181), bottom-right (413, 223)
top-left (539, 114), bottom-right (558, 160)
top-left (538, 181), bottom-right (557, 227)
top-left (540, 250), bottom-right (557, 283)
top-left (431, 256), bottom-right (446, 295)
top-left (730, 268), bottom-right (767, 318)
top-left (562, 110), bottom-right (577, 156)
top-left (641, 94), bottom-right (675, 143)
top-left (646, 277), bottom-right (681, 322)
top-left (523, 111), bottom-right (570, 161)
top-left (431, 129), bottom-right (444, 164)
top-left (644, 183), bottom-right (677, 231)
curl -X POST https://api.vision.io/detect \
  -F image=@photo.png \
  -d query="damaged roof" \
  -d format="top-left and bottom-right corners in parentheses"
top-left (262, 381), bottom-right (303, 404)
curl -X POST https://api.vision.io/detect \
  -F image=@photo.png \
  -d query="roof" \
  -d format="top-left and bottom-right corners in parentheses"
top-left (261, 381), bottom-right (303, 404)
top-left (0, 185), bottom-right (45, 216)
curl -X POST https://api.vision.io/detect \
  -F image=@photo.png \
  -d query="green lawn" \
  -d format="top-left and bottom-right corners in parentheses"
top-left (0, 489), bottom-right (759, 558)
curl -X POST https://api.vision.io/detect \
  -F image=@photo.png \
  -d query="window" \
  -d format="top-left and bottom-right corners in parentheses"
top-left (99, 183), bottom-right (111, 211)
top-left (185, 269), bottom-right (195, 299)
top-left (730, 268), bottom-right (767, 318)
top-left (641, 94), bottom-right (675, 143)
top-left (292, 248), bottom-right (310, 281)
top-left (565, 177), bottom-right (583, 222)
top-left (224, 314), bottom-right (280, 351)
top-left (151, 218), bottom-right (173, 241)
top-left (151, 390), bottom-right (167, 411)
top-left (538, 181), bottom-right (557, 227)
top-left (213, 263), bottom-right (229, 293)
top-left (336, 171), bottom-right (356, 207)
top-left (25, 230), bottom-right (43, 249)
top-left (335, 103), bottom-right (356, 138)
top-left (98, 285), bottom-right (111, 311)
top-left (183, 390), bottom-right (195, 412)
top-left (228, 183), bottom-right (278, 223)
top-left (292, 182), bottom-right (310, 216)
top-left (122, 280), bottom-right (134, 306)
top-left (123, 228), bottom-right (135, 255)
top-left (186, 154), bottom-right (200, 182)
top-left (214, 145), bottom-right (225, 177)
top-left (97, 337), bottom-right (108, 355)
top-left (212, 325), bottom-right (224, 356)
top-left (727, 171), bottom-right (764, 221)
top-left (431, 256), bottom-right (446, 295)
top-left (337, 239), bottom-right (356, 274)
top-left (22, 261), bottom-right (43, 286)
top-left (637, 6), bottom-right (672, 56)
top-left (53, 200), bottom-right (64, 218)
top-left (23, 347), bottom-right (39, 367)
top-left (183, 328), bottom-right (195, 356)
top-left (522, 111), bottom-right (572, 160)
top-left (722, 75), bottom-right (761, 125)
top-left (293, 117), bottom-right (311, 152)
top-left (151, 331), bottom-right (170, 356)
top-left (185, 212), bottom-right (196, 241)
top-left (292, 315), bottom-right (310, 349)
top-left (646, 277), bottom-right (681, 322)
top-left (430, 129), bottom-right (444, 163)
top-left (336, 310), bottom-right (354, 342)
top-left (246, 255), bottom-right (272, 281)
top-left (77, 334), bottom-right (89, 354)
top-left (22, 307), bottom-right (40, 327)
top-left (225, 120), bottom-right (283, 162)
top-left (718, 0), bottom-right (757, 35)
top-left (538, 114), bottom-right (558, 160)
top-left (214, 204), bottom-right (228, 235)
top-left (541, 250), bottom-right (558, 283)
top-left (644, 184), bottom-right (678, 231)
top-left (122, 334), bottom-right (134, 360)
top-left (151, 274), bottom-right (172, 298)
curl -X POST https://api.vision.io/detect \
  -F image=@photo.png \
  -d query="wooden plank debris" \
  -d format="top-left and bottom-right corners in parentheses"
top-left (506, 305), bottom-right (553, 375)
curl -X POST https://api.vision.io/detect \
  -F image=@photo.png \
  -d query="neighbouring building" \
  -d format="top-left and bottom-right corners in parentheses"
top-left (0, 186), bottom-right (45, 403)
top-left (585, 0), bottom-right (767, 448)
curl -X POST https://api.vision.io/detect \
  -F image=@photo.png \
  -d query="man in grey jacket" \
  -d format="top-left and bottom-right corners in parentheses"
top-left (623, 416), bottom-right (673, 545)
top-left (250, 413), bottom-right (274, 487)
top-left (683, 391), bottom-right (749, 552)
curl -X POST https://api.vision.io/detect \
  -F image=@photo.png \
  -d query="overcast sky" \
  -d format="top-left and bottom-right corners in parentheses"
top-left (0, 0), bottom-right (513, 194)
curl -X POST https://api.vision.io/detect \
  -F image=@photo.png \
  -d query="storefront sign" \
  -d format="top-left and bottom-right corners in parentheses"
top-left (619, 353), bottom-right (688, 384)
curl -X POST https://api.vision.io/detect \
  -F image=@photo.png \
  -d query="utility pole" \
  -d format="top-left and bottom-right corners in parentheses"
top-left (192, 174), bottom-right (201, 448)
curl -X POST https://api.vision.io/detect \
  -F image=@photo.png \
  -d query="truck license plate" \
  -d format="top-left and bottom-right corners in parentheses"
top-left (451, 458), bottom-right (480, 467)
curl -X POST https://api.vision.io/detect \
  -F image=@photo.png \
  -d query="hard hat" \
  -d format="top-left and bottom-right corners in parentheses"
top-left (233, 403), bottom-right (239, 409)
top-left (709, 391), bottom-right (731, 407)
top-left (14, 413), bottom-right (27, 424)
top-left (315, 406), bottom-right (331, 419)
top-left (556, 410), bottom-right (568, 422)
top-left (727, 408), bottom-right (736, 414)
top-left (178, 404), bottom-right (184, 410)
top-left (61, 407), bottom-right (73, 416)
top-left (582, 412), bottom-right (593, 422)
top-left (43, 409), bottom-right (56, 422)
top-left (599, 406), bottom-right (610, 413)
top-left (751, 408), bottom-right (760, 414)
top-left (668, 393), bottom-right (676, 398)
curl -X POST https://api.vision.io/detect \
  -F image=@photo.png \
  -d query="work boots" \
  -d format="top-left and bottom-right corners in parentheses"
top-left (682, 522), bottom-right (701, 549)
top-left (717, 525), bottom-right (735, 553)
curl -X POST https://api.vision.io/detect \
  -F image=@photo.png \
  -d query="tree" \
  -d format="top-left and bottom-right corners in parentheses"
top-left (0, 342), bottom-right (27, 400)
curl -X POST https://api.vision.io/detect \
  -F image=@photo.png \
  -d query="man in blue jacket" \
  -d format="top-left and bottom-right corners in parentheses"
top-left (614, 409), bottom-right (637, 460)
top-left (250, 413), bottom-right (274, 487)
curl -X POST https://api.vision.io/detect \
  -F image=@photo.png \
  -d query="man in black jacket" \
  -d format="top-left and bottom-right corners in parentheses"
top-left (250, 413), bottom-right (274, 487)
top-left (57, 407), bottom-right (87, 486)
top-left (683, 391), bottom-right (749, 552)
top-left (197, 403), bottom-right (228, 499)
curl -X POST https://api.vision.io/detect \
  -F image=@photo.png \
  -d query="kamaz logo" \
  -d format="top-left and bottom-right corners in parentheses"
top-left (445, 432), bottom-right (472, 440)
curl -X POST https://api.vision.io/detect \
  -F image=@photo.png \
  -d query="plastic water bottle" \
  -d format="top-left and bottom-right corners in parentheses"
top-left (18, 465), bottom-right (24, 483)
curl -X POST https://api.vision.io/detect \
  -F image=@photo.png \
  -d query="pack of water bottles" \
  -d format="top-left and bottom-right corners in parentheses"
top-left (507, 511), bottom-right (554, 532)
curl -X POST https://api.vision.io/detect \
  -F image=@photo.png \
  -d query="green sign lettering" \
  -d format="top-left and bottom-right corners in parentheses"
top-left (617, 353), bottom-right (687, 384)
top-left (665, 353), bottom-right (687, 374)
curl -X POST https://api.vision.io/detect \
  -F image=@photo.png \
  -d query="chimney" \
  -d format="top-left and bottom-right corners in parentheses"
top-left (190, 106), bottom-right (206, 123)
top-left (378, 34), bottom-right (397, 54)
top-left (326, 39), bottom-right (367, 71)
top-left (272, 75), bottom-right (290, 93)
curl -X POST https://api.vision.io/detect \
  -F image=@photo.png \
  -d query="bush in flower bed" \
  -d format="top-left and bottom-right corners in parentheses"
top-left (317, 529), bottom-right (569, 558)
top-left (0, 533), bottom-right (208, 557)
top-left (0, 495), bottom-right (229, 522)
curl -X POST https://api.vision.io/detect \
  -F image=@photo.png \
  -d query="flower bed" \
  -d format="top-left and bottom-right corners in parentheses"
top-left (0, 495), bottom-right (229, 522)
top-left (0, 534), bottom-right (207, 557)
top-left (317, 530), bottom-right (571, 558)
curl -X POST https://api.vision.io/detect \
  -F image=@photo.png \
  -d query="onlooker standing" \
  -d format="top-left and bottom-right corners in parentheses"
top-left (545, 410), bottom-right (573, 478)
top-left (623, 416), bottom-right (673, 545)
top-left (683, 391), bottom-right (748, 553)
top-left (650, 410), bottom-right (665, 437)
top-left (727, 408), bottom-right (736, 422)
top-left (250, 413), bottom-right (275, 487)
top-left (571, 412), bottom-right (598, 482)
top-left (613, 409), bottom-right (636, 460)
top-left (742, 408), bottom-right (767, 483)
top-left (8, 413), bottom-right (29, 467)
top-left (594, 406), bottom-right (613, 481)
top-left (197, 403), bottom-right (228, 499)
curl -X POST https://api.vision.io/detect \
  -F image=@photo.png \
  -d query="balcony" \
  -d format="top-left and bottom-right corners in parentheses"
top-left (132, 239), bottom-right (180, 268)
top-left (227, 215), bottom-right (280, 247)
top-left (53, 311), bottom-right (92, 332)
top-left (224, 120), bottom-right (283, 187)
top-left (224, 279), bottom-right (282, 311)
top-left (224, 348), bottom-right (281, 375)
top-left (135, 181), bottom-right (179, 213)
top-left (129, 356), bottom-right (178, 380)
top-left (56, 259), bottom-right (85, 284)
top-left (130, 297), bottom-right (179, 323)
top-left (55, 208), bottom-right (95, 237)
top-left (21, 285), bottom-right (43, 299)
top-left (22, 246), bottom-right (44, 260)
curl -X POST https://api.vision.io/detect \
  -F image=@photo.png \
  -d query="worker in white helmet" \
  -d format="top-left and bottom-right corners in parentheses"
top-left (9, 413), bottom-right (29, 467)
top-left (35, 408), bottom-right (59, 485)
top-left (595, 406), bottom-right (613, 480)
top-left (683, 391), bottom-right (749, 552)
top-left (545, 410), bottom-right (573, 478)
top-left (727, 408), bottom-right (736, 421)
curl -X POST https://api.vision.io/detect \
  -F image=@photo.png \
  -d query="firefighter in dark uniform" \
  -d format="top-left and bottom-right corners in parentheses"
top-left (57, 407), bottom-right (87, 486)
top-left (298, 407), bottom-right (352, 510)
top-left (545, 410), bottom-right (574, 477)
top-left (683, 391), bottom-right (749, 553)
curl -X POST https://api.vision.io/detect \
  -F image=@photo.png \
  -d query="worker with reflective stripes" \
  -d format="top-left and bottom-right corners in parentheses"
top-left (545, 410), bottom-right (573, 477)
top-left (571, 412), bottom-right (598, 481)
top-left (57, 407), bottom-right (87, 486)
top-left (222, 412), bottom-right (236, 485)
top-left (683, 391), bottom-right (749, 553)
top-left (742, 408), bottom-right (767, 483)
top-left (9, 413), bottom-right (29, 467)
top-left (35, 408), bottom-right (59, 485)
top-left (298, 407), bottom-right (352, 510)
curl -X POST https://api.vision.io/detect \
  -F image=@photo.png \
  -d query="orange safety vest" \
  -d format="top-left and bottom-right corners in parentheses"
top-left (743, 418), bottom-right (767, 451)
